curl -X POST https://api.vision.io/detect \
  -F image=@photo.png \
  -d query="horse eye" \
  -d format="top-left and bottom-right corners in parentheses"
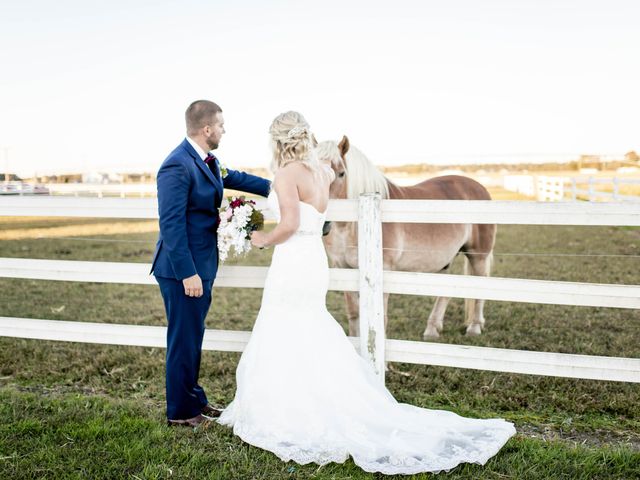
top-left (338, 172), bottom-right (345, 178)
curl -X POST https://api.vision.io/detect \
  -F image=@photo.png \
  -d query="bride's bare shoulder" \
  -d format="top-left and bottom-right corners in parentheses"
top-left (274, 163), bottom-right (311, 183)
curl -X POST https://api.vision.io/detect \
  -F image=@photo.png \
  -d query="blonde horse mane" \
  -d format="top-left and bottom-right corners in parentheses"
top-left (317, 140), bottom-right (390, 199)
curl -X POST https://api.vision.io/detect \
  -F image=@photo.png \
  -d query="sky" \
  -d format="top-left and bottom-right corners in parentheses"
top-left (0, 0), bottom-right (638, 176)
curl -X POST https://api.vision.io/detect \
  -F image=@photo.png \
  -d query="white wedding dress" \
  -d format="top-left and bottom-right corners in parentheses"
top-left (218, 191), bottom-right (516, 475)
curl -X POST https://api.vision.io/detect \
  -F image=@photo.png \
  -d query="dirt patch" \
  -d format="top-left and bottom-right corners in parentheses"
top-left (0, 220), bottom-right (158, 240)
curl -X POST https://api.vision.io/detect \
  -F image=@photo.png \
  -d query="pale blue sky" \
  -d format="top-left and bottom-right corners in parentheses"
top-left (1, 0), bottom-right (638, 176)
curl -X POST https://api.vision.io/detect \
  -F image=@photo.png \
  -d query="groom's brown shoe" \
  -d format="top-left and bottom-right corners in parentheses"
top-left (201, 404), bottom-right (223, 418)
top-left (167, 414), bottom-right (211, 428)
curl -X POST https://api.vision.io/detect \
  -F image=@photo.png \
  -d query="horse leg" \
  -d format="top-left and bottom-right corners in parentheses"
top-left (463, 253), bottom-right (492, 336)
top-left (344, 291), bottom-right (360, 336)
top-left (423, 296), bottom-right (452, 339)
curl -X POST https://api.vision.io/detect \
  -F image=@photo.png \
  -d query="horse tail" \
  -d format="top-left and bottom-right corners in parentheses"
top-left (464, 252), bottom-right (493, 326)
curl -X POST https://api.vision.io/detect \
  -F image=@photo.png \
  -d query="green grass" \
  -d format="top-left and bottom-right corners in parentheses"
top-left (1, 388), bottom-right (638, 480)
top-left (1, 217), bottom-right (639, 479)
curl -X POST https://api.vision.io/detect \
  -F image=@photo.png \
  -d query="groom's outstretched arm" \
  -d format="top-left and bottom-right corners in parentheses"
top-left (157, 161), bottom-right (197, 280)
top-left (223, 168), bottom-right (271, 197)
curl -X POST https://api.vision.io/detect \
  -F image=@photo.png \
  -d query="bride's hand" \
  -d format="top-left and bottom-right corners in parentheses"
top-left (250, 231), bottom-right (269, 249)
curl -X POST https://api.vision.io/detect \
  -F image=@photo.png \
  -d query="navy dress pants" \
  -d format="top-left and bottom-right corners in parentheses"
top-left (156, 276), bottom-right (214, 420)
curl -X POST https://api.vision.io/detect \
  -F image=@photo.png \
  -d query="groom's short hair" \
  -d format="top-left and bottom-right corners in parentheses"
top-left (185, 100), bottom-right (223, 134)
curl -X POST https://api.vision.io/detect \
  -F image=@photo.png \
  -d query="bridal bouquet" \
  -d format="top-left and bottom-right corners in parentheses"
top-left (217, 196), bottom-right (264, 262)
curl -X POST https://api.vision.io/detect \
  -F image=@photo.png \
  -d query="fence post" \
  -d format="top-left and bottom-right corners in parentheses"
top-left (588, 177), bottom-right (595, 201)
top-left (613, 177), bottom-right (619, 201)
top-left (571, 177), bottom-right (577, 201)
top-left (358, 193), bottom-right (385, 383)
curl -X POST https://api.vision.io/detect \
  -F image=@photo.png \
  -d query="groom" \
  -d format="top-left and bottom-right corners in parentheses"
top-left (151, 100), bottom-right (271, 427)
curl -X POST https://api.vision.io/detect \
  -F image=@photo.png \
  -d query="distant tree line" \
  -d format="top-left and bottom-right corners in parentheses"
top-left (381, 151), bottom-right (639, 174)
top-left (11, 152), bottom-right (638, 183)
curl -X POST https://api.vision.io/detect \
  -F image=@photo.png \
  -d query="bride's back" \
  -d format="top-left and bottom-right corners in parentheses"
top-left (277, 162), bottom-right (332, 213)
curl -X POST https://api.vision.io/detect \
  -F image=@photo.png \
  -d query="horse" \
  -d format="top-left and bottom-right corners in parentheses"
top-left (317, 136), bottom-right (496, 338)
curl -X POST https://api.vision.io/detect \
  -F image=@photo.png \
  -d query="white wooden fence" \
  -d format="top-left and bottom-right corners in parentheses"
top-left (567, 176), bottom-right (640, 202)
top-left (44, 183), bottom-right (156, 198)
top-left (505, 175), bottom-right (640, 202)
top-left (1, 196), bottom-right (639, 384)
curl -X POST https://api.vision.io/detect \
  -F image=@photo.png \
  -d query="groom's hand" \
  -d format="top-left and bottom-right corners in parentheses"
top-left (182, 274), bottom-right (203, 298)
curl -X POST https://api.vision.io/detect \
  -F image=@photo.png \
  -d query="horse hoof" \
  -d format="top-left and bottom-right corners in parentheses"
top-left (465, 324), bottom-right (482, 336)
top-left (423, 328), bottom-right (440, 339)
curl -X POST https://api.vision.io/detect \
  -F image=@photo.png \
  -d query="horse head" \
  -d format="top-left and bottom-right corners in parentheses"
top-left (318, 135), bottom-right (390, 202)
top-left (317, 135), bottom-right (351, 199)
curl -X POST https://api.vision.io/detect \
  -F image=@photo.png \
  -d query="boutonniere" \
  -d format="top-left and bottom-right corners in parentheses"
top-left (219, 162), bottom-right (229, 178)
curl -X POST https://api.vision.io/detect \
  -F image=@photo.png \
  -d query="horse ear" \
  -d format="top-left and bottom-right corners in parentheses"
top-left (338, 135), bottom-right (350, 157)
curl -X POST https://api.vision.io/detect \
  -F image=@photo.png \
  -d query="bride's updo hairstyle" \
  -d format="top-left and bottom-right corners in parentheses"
top-left (269, 111), bottom-right (319, 173)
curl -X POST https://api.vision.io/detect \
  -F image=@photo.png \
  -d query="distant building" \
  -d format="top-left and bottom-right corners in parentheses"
top-left (625, 151), bottom-right (639, 163)
top-left (0, 173), bottom-right (21, 181)
top-left (121, 172), bottom-right (154, 183)
top-left (81, 172), bottom-right (124, 184)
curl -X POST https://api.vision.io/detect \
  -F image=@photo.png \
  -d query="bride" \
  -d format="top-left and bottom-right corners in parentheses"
top-left (217, 111), bottom-right (516, 475)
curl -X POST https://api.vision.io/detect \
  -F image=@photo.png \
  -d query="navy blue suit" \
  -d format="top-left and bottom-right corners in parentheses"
top-left (151, 138), bottom-right (270, 420)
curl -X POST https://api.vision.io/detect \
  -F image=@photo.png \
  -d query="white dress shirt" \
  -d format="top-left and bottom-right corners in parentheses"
top-left (186, 136), bottom-right (209, 162)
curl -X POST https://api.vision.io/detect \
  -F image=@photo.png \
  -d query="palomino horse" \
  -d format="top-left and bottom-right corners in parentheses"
top-left (317, 136), bottom-right (496, 338)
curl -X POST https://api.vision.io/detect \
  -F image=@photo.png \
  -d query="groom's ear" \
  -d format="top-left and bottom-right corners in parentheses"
top-left (338, 135), bottom-right (350, 157)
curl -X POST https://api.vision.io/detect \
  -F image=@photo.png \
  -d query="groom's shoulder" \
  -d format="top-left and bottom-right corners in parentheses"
top-left (160, 141), bottom-right (193, 168)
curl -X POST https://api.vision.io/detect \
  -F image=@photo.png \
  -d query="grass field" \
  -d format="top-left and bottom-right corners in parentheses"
top-left (1, 209), bottom-right (639, 479)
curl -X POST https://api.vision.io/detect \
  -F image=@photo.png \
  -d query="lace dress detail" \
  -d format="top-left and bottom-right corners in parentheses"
top-left (218, 191), bottom-right (516, 475)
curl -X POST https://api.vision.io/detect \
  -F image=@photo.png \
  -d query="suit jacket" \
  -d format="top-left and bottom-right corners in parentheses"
top-left (151, 139), bottom-right (271, 280)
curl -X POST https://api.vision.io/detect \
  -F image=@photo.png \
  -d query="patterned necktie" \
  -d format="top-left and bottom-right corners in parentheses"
top-left (204, 153), bottom-right (219, 178)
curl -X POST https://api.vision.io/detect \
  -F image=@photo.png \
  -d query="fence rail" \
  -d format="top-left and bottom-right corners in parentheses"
top-left (45, 183), bottom-right (157, 198)
top-left (2, 317), bottom-right (637, 383)
top-left (1, 196), bottom-right (640, 225)
top-left (2, 258), bottom-right (639, 309)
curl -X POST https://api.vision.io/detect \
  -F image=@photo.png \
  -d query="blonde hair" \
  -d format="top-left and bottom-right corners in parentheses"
top-left (269, 111), bottom-right (319, 172)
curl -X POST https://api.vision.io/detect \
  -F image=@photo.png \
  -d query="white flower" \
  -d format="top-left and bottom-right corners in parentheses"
top-left (287, 126), bottom-right (306, 138)
top-left (217, 198), bottom-right (262, 263)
